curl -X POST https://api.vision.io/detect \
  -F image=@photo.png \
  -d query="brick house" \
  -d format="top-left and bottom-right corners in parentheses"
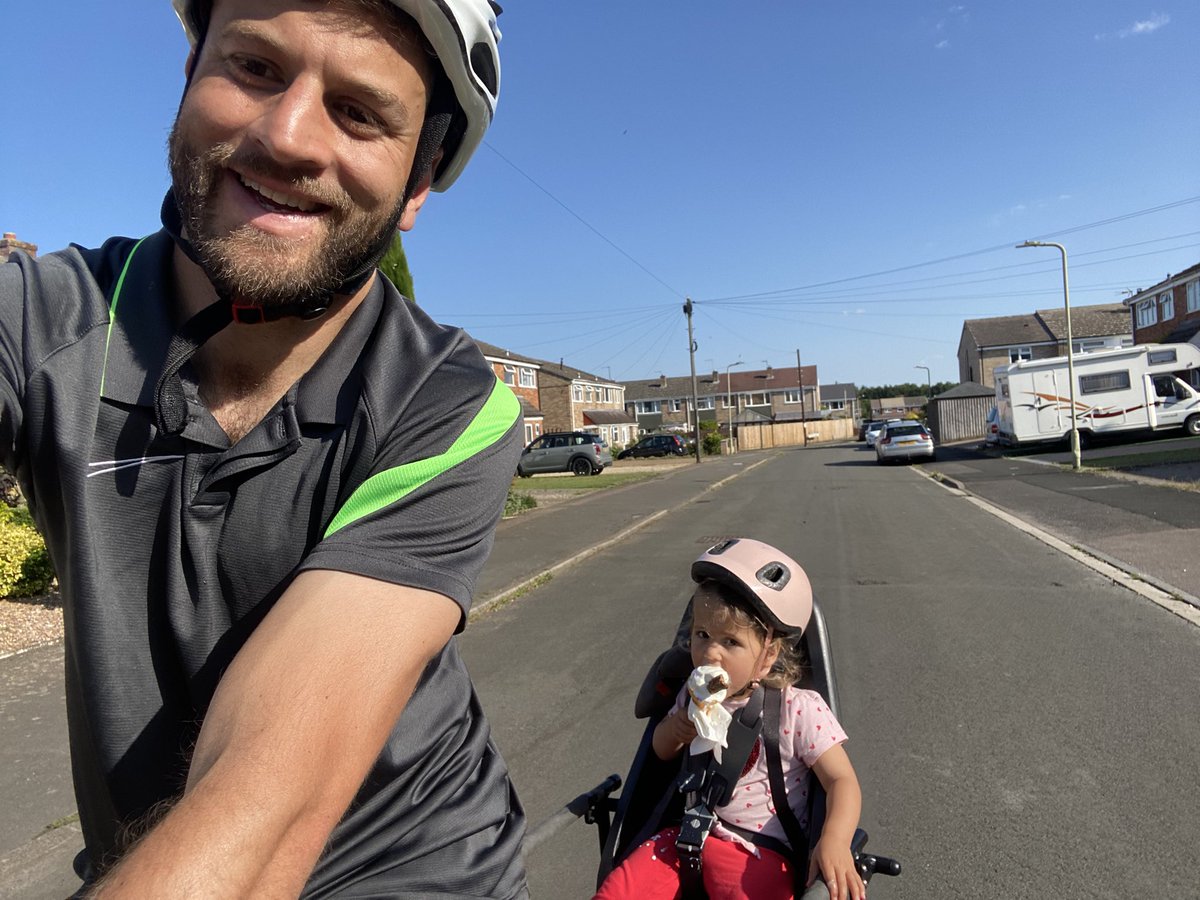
top-left (1122, 262), bottom-right (1200, 347)
top-left (0, 232), bottom-right (38, 262)
top-left (624, 365), bottom-right (820, 434)
top-left (476, 341), bottom-right (545, 446)
top-left (957, 303), bottom-right (1132, 387)
top-left (818, 382), bottom-right (858, 419)
top-left (529, 359), bottom-right (635, 447)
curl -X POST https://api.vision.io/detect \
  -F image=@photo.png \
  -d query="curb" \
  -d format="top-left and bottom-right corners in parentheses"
top-left (916, 467), bottom-right (1200, 627)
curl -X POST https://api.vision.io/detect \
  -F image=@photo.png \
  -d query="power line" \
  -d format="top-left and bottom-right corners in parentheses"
top-left (482, 141), bottom-right (685, 299)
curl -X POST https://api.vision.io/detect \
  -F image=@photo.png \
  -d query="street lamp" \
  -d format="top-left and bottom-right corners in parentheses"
top-left (914, 365), bottom-right (931, 400)
top-left (1017, 240), bottom-right (1081, 470)
top-left (725, 360), bottom-right (743, 452)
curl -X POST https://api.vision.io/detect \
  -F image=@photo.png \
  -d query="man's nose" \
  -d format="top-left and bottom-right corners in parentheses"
top-left (250, 76), bottom-right (335, 171)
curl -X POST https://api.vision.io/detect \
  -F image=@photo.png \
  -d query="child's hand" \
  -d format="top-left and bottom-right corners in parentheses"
top-left (806, 838), bottom-right (866, 900)
top-left (662, 708), bottom-right (697, 747)
top-left (651, 708), bottom-right (698, 760)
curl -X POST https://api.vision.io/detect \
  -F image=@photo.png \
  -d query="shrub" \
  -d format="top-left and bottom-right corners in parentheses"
top-left (0, 506), bottom-right (55, 598)
top-left (503, 490), bottom-right (537, 518)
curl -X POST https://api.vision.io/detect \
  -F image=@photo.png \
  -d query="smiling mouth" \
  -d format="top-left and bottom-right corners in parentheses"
top-left (237, 174), bottom-right (325, 214)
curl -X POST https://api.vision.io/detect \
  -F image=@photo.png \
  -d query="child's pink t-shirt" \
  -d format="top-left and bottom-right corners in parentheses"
top-left (674, 684), bottom-right (847, 852)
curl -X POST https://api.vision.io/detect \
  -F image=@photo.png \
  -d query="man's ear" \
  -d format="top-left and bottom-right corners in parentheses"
top-left (397, 148), bottom-right (443, 232)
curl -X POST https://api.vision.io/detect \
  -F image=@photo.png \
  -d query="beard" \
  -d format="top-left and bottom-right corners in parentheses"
top-left (167, 120), bottom-right (405, 308)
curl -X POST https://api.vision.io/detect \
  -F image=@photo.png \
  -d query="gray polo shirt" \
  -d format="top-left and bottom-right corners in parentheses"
top-left (0, 232), bottom-right (527, 897)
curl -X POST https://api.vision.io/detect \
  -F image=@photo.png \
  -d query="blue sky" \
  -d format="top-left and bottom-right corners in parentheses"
top-left (2, 2), bottom-right (1197, 388)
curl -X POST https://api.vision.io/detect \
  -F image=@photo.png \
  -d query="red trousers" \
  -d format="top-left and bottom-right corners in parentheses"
top-left (594, 826), bottom-right (796, 900)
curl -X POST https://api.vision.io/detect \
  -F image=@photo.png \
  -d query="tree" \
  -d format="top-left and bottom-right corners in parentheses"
top-left (378, 232), bottom-right (415, 298)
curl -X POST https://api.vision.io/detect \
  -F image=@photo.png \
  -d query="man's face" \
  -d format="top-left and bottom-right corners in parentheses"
top-left (168, 0), bottom-right (433, 306)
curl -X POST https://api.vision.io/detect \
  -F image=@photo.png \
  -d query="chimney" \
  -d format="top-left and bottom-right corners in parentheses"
top-left (0, 232), bottom-right (38, 262)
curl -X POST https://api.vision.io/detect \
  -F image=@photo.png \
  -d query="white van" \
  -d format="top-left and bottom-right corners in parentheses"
top-left (994, 343), bottom-right (1200, 446)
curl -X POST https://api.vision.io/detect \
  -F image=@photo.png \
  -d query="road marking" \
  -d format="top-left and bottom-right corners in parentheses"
top-left (472, 456), bottom-right (776, 619)
top-left (916, 468), bottom-right (1200, 628)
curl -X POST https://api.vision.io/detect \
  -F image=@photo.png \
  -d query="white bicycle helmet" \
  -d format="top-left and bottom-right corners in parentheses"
top-left (171, 0), bottom-right (501, 191)
top-left (691, 538), bottom-right (814, 636)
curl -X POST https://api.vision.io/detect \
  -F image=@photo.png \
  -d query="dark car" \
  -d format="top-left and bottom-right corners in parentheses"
top-left (517, 431), bottom-right (613, 477)
top-left (617, 434), bottom-right (687, 459)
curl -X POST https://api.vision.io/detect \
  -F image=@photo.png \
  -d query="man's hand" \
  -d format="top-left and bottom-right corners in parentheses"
top-left (90, 569), bottom-right (460, 898)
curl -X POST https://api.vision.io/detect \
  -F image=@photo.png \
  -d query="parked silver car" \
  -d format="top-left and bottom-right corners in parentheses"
top-left (517, 431), bottom-right (613, 477)
top-left (864, 419), bottom-right (899, 447)
top-left (875, 421), bottom-right (935, 464)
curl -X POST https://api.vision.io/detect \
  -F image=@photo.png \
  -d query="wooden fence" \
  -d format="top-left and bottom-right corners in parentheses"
top-left (927, 394), bottom-right (993, 444)
top-left (735, 417), bottom-right (856, 451)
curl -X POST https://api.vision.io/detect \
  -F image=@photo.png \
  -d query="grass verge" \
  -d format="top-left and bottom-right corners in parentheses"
top-left (510, 471), bottom-right (661, 493)
top-left (1078, 447), bottom-right (1200, 470)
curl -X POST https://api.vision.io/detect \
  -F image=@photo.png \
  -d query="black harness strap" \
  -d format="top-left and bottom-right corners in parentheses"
top-left (762, 685), bottom-right (809, 895)
top-left (675, 685), bottom-right (765, 900)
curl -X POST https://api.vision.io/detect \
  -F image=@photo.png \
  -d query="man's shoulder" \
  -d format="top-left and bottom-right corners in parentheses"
top-left (1, 236), bottom-right (148, 360)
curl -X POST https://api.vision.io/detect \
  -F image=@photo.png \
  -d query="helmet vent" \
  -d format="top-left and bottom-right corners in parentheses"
top-left (471, 42), bottom-right (499, 96)
top-left (706, 539), bottom-right (737, 556)
top-left (756, 562), bottom-right (791, 591)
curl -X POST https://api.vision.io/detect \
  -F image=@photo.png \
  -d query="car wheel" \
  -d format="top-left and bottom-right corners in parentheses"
top-left (1185, 414), bottom-right (1200, 437)
top-left (570, 457), bottom-right (592, 476)
top-left (517, 467), bottom-right (531, 478)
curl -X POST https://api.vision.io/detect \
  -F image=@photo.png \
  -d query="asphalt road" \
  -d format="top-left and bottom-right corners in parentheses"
top-left (5, 443), bottom-right (1199, 898)
top-left (462, 444), bottom-right (1200, 899)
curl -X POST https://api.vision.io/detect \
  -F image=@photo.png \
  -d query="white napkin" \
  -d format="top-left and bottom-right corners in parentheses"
top-left (686, 665), bottom-right (733, 762)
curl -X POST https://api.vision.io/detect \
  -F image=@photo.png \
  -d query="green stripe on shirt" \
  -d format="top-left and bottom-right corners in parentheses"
top-left (324, 377), bottom-right (520, 538)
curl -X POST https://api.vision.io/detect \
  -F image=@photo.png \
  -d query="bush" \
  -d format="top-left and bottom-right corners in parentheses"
top-left (503, 490), bottom-right (537, 518)
top-left (0, 506), bottom-right (55, 598)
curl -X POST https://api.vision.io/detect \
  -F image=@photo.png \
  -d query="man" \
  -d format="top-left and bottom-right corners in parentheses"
top-left (0, 0), bottom-right (527, 896)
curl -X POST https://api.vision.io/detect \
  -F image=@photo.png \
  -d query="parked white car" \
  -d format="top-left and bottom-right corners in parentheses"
top-left (875, 421), bottom-right (935, 464)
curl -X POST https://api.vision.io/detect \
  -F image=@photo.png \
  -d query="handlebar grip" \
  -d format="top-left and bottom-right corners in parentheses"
top-left (873, 855), bottom-right (902, 877)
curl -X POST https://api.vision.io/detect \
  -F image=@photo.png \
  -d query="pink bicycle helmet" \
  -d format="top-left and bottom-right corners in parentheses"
top-left (691, 538), bottom-right (813, 635)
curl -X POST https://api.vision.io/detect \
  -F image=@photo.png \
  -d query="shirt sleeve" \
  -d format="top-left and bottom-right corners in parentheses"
top-left (0, 258), bottom-right (28, 473)
top-left (789, 688), bottom-right (848, 768)
top-left (297, 334), bottom-right (523, 623)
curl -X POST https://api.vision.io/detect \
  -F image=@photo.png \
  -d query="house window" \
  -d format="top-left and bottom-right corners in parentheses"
top-left (1136, 299), bottom-right (1157, 328)
top-left (784, 390), bottom-right (802, 403)
top-left (519, 368), bottom-right (536, 388)
top-left (1008, 346), bottom-right (1032, 363)
top-left (1188, 279), bottom-right (1200, 314)
top-left (749, 393), bottom-right (769, 406)
top-left (573, 385), bottom-right (583, 402)
top-left (696, 397), bottom-right (714, 410)
top-left (635, 400), bottom-right (661, 414)
top-left (503, 364), bottom-right (516, 386)
top-left (1159, 292), bottom-right (1174, 322)
top-left (1071, 339), bottom-right (1106, 354)
top-left (722, 395), bottom-right (736, 408)
top-left (824, 399), bottom-right (846, 411)
top-left (668, 399), bottom-right (683, 412)
top-left (603, 388), bottom-right (612, 402)
top-left (1079, 370), bottom-right (1131, 395)
top-left (586, 385), bottom-right (595, 402)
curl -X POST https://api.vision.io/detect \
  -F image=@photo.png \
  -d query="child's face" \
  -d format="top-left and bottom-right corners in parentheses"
top-left (689, 588), bottom-right (779, 696)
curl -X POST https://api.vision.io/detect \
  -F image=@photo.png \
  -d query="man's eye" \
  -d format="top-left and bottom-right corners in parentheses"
top-left (339, 103), bottom-right (383, 133)
top-left (234, 56), bottom-right (274, 80)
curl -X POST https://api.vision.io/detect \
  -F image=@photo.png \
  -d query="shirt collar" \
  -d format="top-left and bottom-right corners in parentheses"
top-left (98, 229), bottom-right (385, 427)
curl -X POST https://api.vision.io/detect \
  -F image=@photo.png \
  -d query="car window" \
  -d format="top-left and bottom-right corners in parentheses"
top-left (887, 424), bottom-right (926, 436)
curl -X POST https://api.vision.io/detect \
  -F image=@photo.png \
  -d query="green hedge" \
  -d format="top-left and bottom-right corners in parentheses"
top-left (0, 506), bottom-right (55, 598)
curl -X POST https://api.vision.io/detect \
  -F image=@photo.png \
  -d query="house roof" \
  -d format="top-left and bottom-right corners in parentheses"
top-left (962, 303), bottom-right (1133, 351)
top-left (584, 408), bottom-right (637, 425)
top-left (962, 313), bottom-right (1055, 349)
top-left (934, 381), bottom-right (994, 399)
top-left (1034, 303), bottom-right (1130, 340)
top-left (818, 382), bottom-right (857, 401)
top-left (624, 375), bottom-right (723, 401)
top-left (1122, 261), bottom-right (1200, 306)
top-left (517, 397), bottom-right (542, 417)
top-left (528, 357), bottom-right (617, 386)
top-left (474, 340), bottom-right (541, 367)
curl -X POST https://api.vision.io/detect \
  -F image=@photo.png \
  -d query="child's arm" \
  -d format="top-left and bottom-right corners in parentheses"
top-left (652, 707), bottom-right (697, 761)
top-left (807, 744), bottom-right (866, 900)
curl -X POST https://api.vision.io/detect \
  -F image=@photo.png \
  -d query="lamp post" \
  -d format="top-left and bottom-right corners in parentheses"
top-left (914, 365), bottom-right (931, 400)
top-left (1017, 240), bottom-right (1081, 470)
top-left (725, 360), bottom-right (743, 452)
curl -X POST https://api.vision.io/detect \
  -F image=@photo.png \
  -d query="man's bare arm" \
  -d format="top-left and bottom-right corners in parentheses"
top-left (90, 568), bottom-right (461, 898)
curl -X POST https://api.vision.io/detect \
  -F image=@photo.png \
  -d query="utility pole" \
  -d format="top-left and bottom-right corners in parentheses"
top-left (796, 349), bottom-right (807, 446)
top-left (684, 298), bottom-right (702, 464)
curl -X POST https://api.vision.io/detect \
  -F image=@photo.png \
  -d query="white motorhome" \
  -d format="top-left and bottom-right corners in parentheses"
top-left (994, 343), bottom-right (1200, 446)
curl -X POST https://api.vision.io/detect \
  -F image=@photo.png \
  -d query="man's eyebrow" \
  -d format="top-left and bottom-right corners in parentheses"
top-left (217, 21), bottom-right (419, 122)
